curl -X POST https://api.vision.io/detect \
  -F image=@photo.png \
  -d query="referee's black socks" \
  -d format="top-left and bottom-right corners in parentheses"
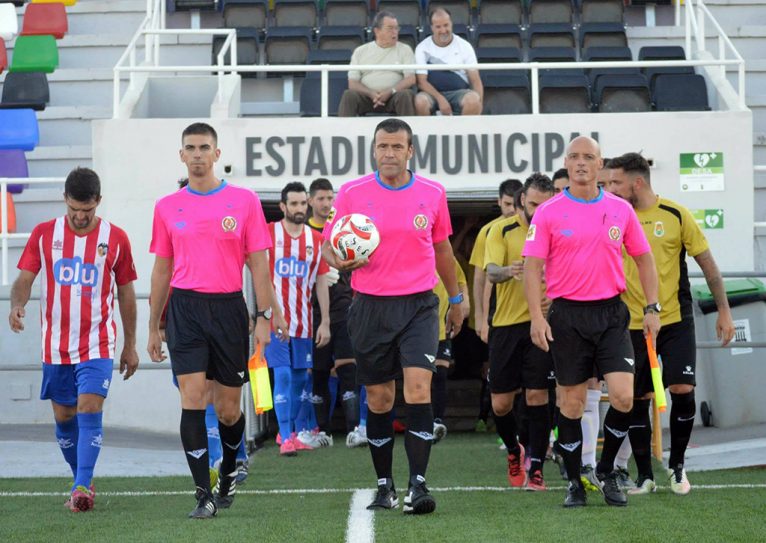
top-left (494, 409), bottom-right (520, 456)
top-left (557, 413), bottom-right (583, 483)
top-left (405, 403), bottom-right (433, 488)
top-left (629, 399), bottom-right (654, 479)
top-left (180, 409), bottom-right (210, 492)
top-left (219, 412), bottom-right (245, 477)
top-left (669, 390), bottom-right (696, 469)
top-left (366, 410), bottom-right (395, 481)
top-left (526, 404), bottom-right (551, 474)
top-left (597, 406), bottom-right (631, 475)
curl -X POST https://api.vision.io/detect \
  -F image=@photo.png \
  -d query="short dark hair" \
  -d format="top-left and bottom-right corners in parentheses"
top-left (429, 7), bottom-right (451, 24)
top-left (523, 172), bottom-right (554, 194)
top-left (499, 178), bottom-right (522, 198)
top-left (374, 118), bottom-right (413, 147)
top-left (514, 187), bottom-right (523, 210)
top-left (552, 168), bottom-right (569, 182)
top-left (182, 122), bottom-right (217, 145)
top-left (601, 157), bottom-right (612, 169)
top-left (64, 167), bottom-right (101, 202)
top-left (373, 10), bottom-right (396, 29)
top-left (309, 178), bottom-right (333, 195)
top-left (281, 181), bottom-right (307, 203)
top-left (608, 152), bottom-right (651, 184)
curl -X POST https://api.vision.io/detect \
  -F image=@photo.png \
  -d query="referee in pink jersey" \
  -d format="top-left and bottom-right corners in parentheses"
top-left (522, 136), bottom-right (661, 508)
top-left (147, 123), bottom-right (274, 519)
top-left (322, 118), bottom-right (463, 515)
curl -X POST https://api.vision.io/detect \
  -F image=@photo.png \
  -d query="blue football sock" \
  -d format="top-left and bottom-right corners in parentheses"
top-left (74, 412), bottom-right (103, 489)
top-left (290, 369), bottom-right (309, 433)
top-left (55, 417), bottom-right (79, 479)
top-left (328, 374), bottom-right (339, 423)
top-left (359, 386), bottom-right (368, 427)
top-left (306, 373), bottom-right (318, 430)
top-left (295, 372), bottom-right (315, 432)
top-left (236, 439), bottom-right (248, 462)
top-left (205, 403), bottom-right (222, 468)
top-left (273, 366), bottom-right (292, 442)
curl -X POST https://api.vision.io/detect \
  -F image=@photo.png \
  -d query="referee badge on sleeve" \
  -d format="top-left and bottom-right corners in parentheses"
top-left (526, 224), bottom-right (536, 241)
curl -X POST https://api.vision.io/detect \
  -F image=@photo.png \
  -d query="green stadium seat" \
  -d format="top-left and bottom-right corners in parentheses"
top-left (10, 35), bottom-right (59, 73)
top-left (0, 109), bottom-right (40, 150)
top-left (0, 2), bottom-right (19, 41)
top-left (22, 2), bottom-right (68, 39)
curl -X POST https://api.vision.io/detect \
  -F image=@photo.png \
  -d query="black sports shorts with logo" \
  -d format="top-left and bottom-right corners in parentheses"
top-left (166, 288), bottom-right (250, 387)
top-left (548, 295), bottom-right (635, 386)
top-left (347, 291), bottom-right (439, 385)
top-left (488, 321), bottom-right (555, 393)
top-left (630, 317), bottom-right (697, 397)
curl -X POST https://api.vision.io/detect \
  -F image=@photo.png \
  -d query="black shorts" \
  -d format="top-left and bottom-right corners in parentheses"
top-left (347, 291), bottom-right (438, 386)
top-left (313, 319), bottom-right (355, 371)
top-left (166, 288), bottom-right (249, 387)
top-left (631, 317), bottom-right (697, 396)
top-left (488, 322), bottom-right (555, 393)
top-left (548, 296), bottom-right (634, 387)
top-left (437, 339), bottom-right (453, 364)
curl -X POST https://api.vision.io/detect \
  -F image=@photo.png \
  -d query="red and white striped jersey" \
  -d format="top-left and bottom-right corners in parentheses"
top-left (268, 221), bottom-right (328, 338)
top-left (17, 216), bottom-right (137, 364)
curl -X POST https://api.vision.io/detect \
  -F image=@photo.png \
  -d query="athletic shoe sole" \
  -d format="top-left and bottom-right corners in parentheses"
top-left (403, 495), bottom-right (436, 515)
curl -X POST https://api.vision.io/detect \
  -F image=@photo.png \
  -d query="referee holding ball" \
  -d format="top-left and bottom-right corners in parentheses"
top-left (322, 118), bottom-right (463, 515)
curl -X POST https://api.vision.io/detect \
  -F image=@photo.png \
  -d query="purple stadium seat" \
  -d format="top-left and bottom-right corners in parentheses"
top-left (0, 109), bottom-right (40, 150)
top-left (0, 150), bottom-right (29, 194)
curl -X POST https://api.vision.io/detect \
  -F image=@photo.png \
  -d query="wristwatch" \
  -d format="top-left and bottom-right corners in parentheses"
top-left (643, 303), bottom-right (661, 315)
top-left (254, 308), bottom-right (273, 320)
top-left (449, 292), bottom-right (464, 305)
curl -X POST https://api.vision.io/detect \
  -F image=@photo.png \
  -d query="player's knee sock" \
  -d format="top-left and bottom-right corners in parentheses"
top-left (527, 403), bottom-right (551, 474)
top-left (74, 412), bottom-right (102, 489)
top-left (272, 366), bottom-right (292, 442)
top-left (669, 390), bottom-right (696, 469)
top-left (557, 413), bottom-right (584, 483)
top-left (55, 417), bottom-right (78, 479)
top-left (180, 409), bottom-right (210, 492)
top-left (581, 389), bottom-right (601, 468)
top-left (404, 403), bottom-right (434, 487)
top-left (290, 369), bottom-right (308, 434)
top-left (359, 386), bottom-right (368, 428)
top-left (629, 399), bottom-right (653, 479)
top-left (218, 412), bottom-right (245, 476)
top-left (205, 403), bottom-right (222, 468)
top-left (514, 393), bottom-right (529, 449)
top-left (479, 378), bottom-right (491, 421)
top-left (336, 364), bottom-right (360, 432)
top-left (431, 366), bottom-right (448, 422)
top-left (328, 374), bottom-right (339, 422)
top-left (294, 372), bottom-right (313, 433)
top-left (597, 407), bottom-right (631, 475)
top-left (615, 432), bottom-right (633, 470)
top-left (366, 409), bottom-right (394, 480)
top-left (494, 409), bottom-right (520, 455)
top-left (312, 369), bottom-right (331, 432)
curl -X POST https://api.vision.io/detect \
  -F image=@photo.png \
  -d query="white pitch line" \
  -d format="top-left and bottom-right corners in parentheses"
top-left (345, 489), bottom-right (375, 543)
top-left (3, 483), bottom-right (766, 498)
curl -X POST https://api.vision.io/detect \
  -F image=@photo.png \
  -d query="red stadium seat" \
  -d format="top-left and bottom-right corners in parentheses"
top-left (0, 41), bottom-right (7, 74)
top-left (22, 2), bottom-right (69, 39)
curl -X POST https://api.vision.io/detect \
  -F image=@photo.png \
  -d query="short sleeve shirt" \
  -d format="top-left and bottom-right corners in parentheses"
top-left (348, 41), bottom-right (416, 92)
top-left (414, 34), bottom-right (477, 83)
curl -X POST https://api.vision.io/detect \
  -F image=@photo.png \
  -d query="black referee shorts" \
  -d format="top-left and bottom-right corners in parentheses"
top-left (488, 322), bottom-right (555, 393)
top-left (313, 319), bottom-right (355, 372)
top-left (346, 291), bottom-right (439, 386)
top-left (548, 295), bottom-right (634, 387)
top-left (166, 288), bottom-right (250, 387)
top-left (630, 317), bottom-right (697, 397)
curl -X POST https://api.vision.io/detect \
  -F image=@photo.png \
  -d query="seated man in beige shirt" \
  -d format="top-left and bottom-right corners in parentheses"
top-left (338, 11), bottom-right (416, 117)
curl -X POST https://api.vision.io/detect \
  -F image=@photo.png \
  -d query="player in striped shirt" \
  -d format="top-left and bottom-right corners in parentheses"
top-left (266, 182), bottom-right (331, 456)
top-left (9, 167), bottom-right (138, 513)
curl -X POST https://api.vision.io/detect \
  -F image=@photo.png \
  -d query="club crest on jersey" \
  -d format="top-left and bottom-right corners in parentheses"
top-left (222, 216), bottom-right (237, 232)
top-left (526, 224), bottom-right (536, 241)
top-left (653, 221), bottom-right (665, 237)
top-left (306, 246), bottom-right (314, 257)
top-left (413, 214), bottom-right (428, 230)
top-left (97, 243), bottom-right (108, 257)
top-left (608, 225), bottom-right (621, 241)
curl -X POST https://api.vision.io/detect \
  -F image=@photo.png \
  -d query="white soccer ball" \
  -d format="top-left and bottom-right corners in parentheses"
top-left (330, 213), bottom-right (380, 262)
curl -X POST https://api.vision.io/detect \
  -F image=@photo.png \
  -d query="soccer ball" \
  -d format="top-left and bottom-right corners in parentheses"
top-left (330, 213), bottom-right (380, 262)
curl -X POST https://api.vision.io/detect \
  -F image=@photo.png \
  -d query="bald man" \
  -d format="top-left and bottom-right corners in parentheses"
top-left (522, 136), bottom-right (660, 508)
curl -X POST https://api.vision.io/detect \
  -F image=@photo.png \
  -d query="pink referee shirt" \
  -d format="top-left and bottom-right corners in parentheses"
top-left (522, 188), bottom-right (650, 301)
top-left (150, 182), bottom-right (271, 293)
top-left (323, 171), bottom-right (452, 296)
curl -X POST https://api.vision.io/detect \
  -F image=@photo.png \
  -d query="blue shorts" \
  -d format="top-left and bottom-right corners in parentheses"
top-left (40, 358), bottom-right (114, 406)
top-left (265, 333), bottom-right (313, 369)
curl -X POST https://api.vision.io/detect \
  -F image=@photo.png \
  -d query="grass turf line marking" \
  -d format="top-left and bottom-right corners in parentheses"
top-left (3, 483), bottom-right (766, 498)
top-left (345, 489), bottom-right (374, 543)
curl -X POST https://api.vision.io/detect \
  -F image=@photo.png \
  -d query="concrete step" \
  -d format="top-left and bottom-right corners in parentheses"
top-left (25, 145), bottom-right (93, 178)
top-left (37, 106), bottom-right (111, 147)
top-left (695, 0), bottom-right (766, 31)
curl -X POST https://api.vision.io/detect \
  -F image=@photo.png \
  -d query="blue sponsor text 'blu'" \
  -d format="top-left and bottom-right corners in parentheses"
top-left (276, 257), bottom-right (309, 278)
top-left (54, 257), bottom-right (99, 286)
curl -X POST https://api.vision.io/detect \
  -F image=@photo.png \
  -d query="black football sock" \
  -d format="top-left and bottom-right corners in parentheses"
top-left (629, 399), bottom-right (654, 479)
top-left (431, 366), bottom-right (449, 422)
top-left (218, 412), bottom-right (245, 476)
top-left (669, 391), bottom-right (696, 469)
top-left (366, 410), bottom-right (394, 482)
top-left (180, 409), bottom-right (210, 492)
top-left (597, 407), bottom-right (631, 475)
top-left (312, 369), bottom-right (332, 433)
top-left (494, 409), bottom-right (520, 455)
top-left (404, 403), bottom-right (434, 487)
top-left (557, 413), bottom-right (584, 484)
top-left (479, 378), bottom-right (491, 422)
top-left (527, 404), bottom-right (551, 474)
top-left (336, 364), bottom-right (360, 432)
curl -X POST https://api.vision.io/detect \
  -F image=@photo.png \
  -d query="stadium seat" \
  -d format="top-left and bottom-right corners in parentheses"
top-left (475, 24), bottom-right (523, 49)
top-left (0, 71), bottom-right (50, 110)
top-left (580, 22), bottom-right (627, 49)
top-left (273, 0), bottom-right (318, 27)
top-left (539, 73), bottom-right (590, 113)
top-left (427, 0), bottom-right (472, 26)
top-left (528, 0), bottom-right (574, 24)
top-left (0, 109), bottom-right (39, 150)
top-left (211, 28), bottom-right (260, 72)
top-left (580, 0), bottom-right (624, 23)
top-left (10, 35), bottom-right (59, 73)
top-left (31, 0), bottom-right (77, 5)
top-left (478, 0), bottom-right (522, 26)
top-left (481, 72), bottom-right (530, 114)
top-left (21, 2), bottom-right (68, 39)
top-left (173, 0), bottom-right (216, 10)
top-left (307, 49), bottom-right (352, 64)
top-left (529, 46), bottom-right (576, 62)
top-left (317, 26), bottom-right (366, 51)
top-left (264, 26), bottom-right (313, 67)
top-left (0, 149), bottom-right (28, 194)
top-left (0, 41), bottom-right (7, 74)
top-left (638, 45), bottom-right (686, 61)
top-left (222, 0), bottom-right (268, 31)
top-left (299, 71), bottom-right (348, 116)
top-left (323, 0), bottom-right (369, 27)
top-left (582, 46), bottom-right (632, 62)
top-left (0, 2), bottom-right (19, 41)
top-left (529, 23), bottom-right (575, 48)
top-left (376, 0), bottom-right (421, 28)
top-left (0, 191), bottom-right (17, 233)
top-left (476, 46), bottom-right (523, 64)
top-left (643, 65), bottom-right (695, 89)
top-left (396, 24), bottom-right (418, 50)
top-left (588, 67), bottom-right (640, 88)
top-left (594, 73), bottom-right (651, 112)
top-left (420, 23), bottom-right (470, 43)
top-left (653, 73), bottom-right (709, 111)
